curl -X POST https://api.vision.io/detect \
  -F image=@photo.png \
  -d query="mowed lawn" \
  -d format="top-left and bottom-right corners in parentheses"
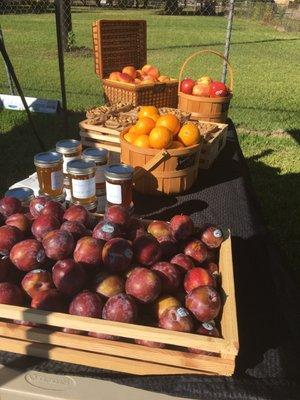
top-left (1, 9), bottom-right (300, 131)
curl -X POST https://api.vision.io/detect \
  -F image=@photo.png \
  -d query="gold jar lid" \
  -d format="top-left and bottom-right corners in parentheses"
top-left (5, 187), bottom-right (35, 204)
top-left (34, 151), bottom-right (62, 167)
top-left (82, 148), bottom-right (108, 163)
top-left (67, 159), bottom-right (96, 175)
top-left (104, 164), bottom-right (134, 181)
top-left (56, 139), bottom-right (82, 155)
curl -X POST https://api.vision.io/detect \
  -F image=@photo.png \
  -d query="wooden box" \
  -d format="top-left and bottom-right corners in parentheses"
top-left (80, 119), bottom-right (122, 154)
top-left (0, 228), bottom-right (238, 376)
top-left (198, 121), bottom-right (228, 169)
top-left (92, 20), bottom-right (178, 108)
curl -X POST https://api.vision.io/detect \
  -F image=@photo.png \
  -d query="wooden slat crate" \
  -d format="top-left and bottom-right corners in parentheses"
top-left (0, 230), bottom-right (238, 376)
top-left (80, 119), bottom-right (122, 153)
top-left (198, 121), bottom-right (228, 169)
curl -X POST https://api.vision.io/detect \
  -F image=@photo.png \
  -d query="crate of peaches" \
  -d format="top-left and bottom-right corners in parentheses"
top-left (120, 106), bottom-right (203, 195)
top-left (0, 196), bottom-right (238, 376)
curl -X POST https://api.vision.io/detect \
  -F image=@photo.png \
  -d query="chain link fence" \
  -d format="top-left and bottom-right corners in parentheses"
top-left (1, 0), bottom-right (300, 132)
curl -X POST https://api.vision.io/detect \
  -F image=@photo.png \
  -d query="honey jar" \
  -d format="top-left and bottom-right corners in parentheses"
top-left (5, 187), bottom-right (35, 210)
top-left (56, 139), bottom-right (82, 174)
top-left (39, 190), bottom-right (66, 207)
top-left (70, 199), bottom-right (98, 214)
top-left (104, 164), bottom-right (134, 208)
top-left (34, 152), bottom-right (64, 197)
top-left (67, 159), bottom-right (96, 205)
top-left (82, 148), bottom-right (108, 197)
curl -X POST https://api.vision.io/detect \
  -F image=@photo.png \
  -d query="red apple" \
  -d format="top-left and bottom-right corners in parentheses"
top-left (102, 293), bottom-right (137, 323)
top-left (0, 197), bottom-right (22, 218)
top-left (184, 267), bottom-right (215, 293)
top-left (21, 269), bottom-right (54, 298)
top-left (147, 220), bottom-right (171, 239)
top-left (159, 306), bottom-right (193, 332)
top-left (42, 230), bottom-right (75, 261)
top-left (0, 282), bottom-right (24, 305)
top-left (73, 236), bottom-right (104, 271)
top-left (63, 205), bottom-right (90, 226)
top-left (170, 215), bottom-right (194, 241)
top-left (102, 238), bottom-right (133, 273)
top-left (192, 83), bottom-right (210, 97)
top-left (180, 78), bottom-right (195, 95)
top-left (94, 272), bottom-right (125, 299)
top-left (52, 259), bottom-right (87, 297)
top-left (185, 286), bottom-right (221, 322)
top-left (200, 226), bottom-right (224, 249)
top-left (10, 239), bottom-right (46, 271)
top-left (184, 239), bottom-right (208, 264)
top-left (5, 213), bottom-right (31, 235)
top-left (29, 196), bottom-right (48, 218)
top-left (60, 220), bottom-right (88, 242)
top-left (69, 290), bottom-right (103, 318)
top-left (92, 221), bottom-right (121, 241)
top-left (125, 267), bottom-right (161, 303)
top-left (133, 235), bottom-right (162, 266)
top-left (151, 262), bottom-right (181, 294)
top-left (105, 205), bottom-right (130, 227)
top-left (0, 225), bottom-right (23, 256)
top-left (170, 253), bottom-right (195, 274)
top-left (210, 81), bottom-right (228, 98)
top-left (153, 295), bottom-right (181, 319)
top-left (31, 215), bottom-right (60, 241)
top-left (40, 200), bottom-right (65, 222)
top-left (31, 289), bottom-right (65, 312)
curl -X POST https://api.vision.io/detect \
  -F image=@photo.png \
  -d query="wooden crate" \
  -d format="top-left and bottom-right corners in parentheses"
top-left (80, 119), bottom-right (122, 153)
top-left (0, 231), bottom-right (238, 376)
top-left (199, 121), bottom-right (228, 169)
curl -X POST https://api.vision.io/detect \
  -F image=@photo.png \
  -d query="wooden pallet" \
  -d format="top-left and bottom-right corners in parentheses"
top-left (0, 229), bottom-right (238, 376)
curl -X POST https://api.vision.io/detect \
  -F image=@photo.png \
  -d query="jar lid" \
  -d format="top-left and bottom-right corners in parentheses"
top-left (34, 151), bottom-right (62, 167)
top-left (67, 159), bottom-right (96, 175)
top-left (105, 164), bottom-right (134, 181)
top-left (56, 139), bottom-right (82, 155)
top-left (5, 187), bottom-right (35, 203)
top-left (82, 148), bottom-right (108, 163)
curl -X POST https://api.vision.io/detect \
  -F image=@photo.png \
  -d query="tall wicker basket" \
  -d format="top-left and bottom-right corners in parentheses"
top-left (92, 20), bottom-right (178, 108)
top-left (120, 129), bottom-right (201, 196)
top-left (178, 50), bottom-right (233, 122)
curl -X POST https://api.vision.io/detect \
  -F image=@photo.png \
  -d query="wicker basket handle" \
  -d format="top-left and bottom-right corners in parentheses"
top-left (178, 50), bottom-right (234, 94)
top-left (133, 150), bottom-right (170, 181)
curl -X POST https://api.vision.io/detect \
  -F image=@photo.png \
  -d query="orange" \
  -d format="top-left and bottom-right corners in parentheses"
top-left (147, 113), bottom-right (159, 123)
top-left (170, 140), bottom-right (184, 149)
top-left (178, 123), bottom-right (201, 147)
top-left (138, 106), bottom-right (158, 119)
top-left (156, 114), bottom-right (181, 136)
top-left (149, 127), bottom-right (173, 149)
top-left (135, 117), bottom-right (156, 136)
top-left (133, 134), bottom-right (150, 148)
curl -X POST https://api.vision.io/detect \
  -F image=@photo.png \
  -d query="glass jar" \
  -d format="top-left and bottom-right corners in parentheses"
top-left (104, 164), bottom-right (134, 208)
top-left (56, 139), bottom-right (82, 175)
top-left (39, 190), bottom-right (66, 207)
top-left (70, 199), bottom-right (98, 214)
top-left (34, 152), bottom-right (64, 197)
top-left (67, 159), bottom-right (96, 205)
top-left (5, 187), bottom-right (35, 211)
top-left (82, 148), bottom-right (108, 197)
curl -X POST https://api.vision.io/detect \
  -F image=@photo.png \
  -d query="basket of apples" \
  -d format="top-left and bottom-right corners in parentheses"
top-left (92, 20), bottom-right (178, 108)
top-left (178, 50), bottom-right (233, 123)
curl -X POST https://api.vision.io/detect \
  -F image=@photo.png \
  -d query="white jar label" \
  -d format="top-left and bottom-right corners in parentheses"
top-left (63, 155), bottom-right (80, 173)
top-left (106, 182), bottom-right (122, 205)
top-left (51, 171), bottom-right (63, 190)
top-left (72, 177), bottom-right (95, 199)
top-left (95, 165), bottom-right (106, 184)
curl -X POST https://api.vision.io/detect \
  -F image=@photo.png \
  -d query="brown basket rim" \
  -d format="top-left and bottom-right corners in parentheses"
top-left (120, 129), bottom-right (202, 156)
top-left (178, 91), bottom-right (233, 102)
top-left (103, 79), bottom-right (179, 91)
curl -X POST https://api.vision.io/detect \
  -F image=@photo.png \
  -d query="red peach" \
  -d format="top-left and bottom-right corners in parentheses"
top-left (170, 253), bottom-right (195, 274)
top-left (105, 205), bottom-right (130, 227)
top-left (41, 200), bottom-right (65, 222)
top-left (184, 267), bottom-right (215, 293)
top-left (122, 66), bottom-right (137, 79)
top-left (60, 220), bottom-right (88, 241)
top-left (5, 213), bottom-right (31, 234)
top-left (108, 71), bottom-right (122, 81)
top-left (42, 230), bottom-right (74, 261)
top-left (69, 290), bottom-right (103, 317)
top-left (94, 272), bottom-right (125, 299)
top-left (170, 214), bottom-right (194, 241)
top-left (151, 262), bottom-right (181, 294)
top-left (92, 221), bottom-right (121, 241)
top-left (102, 293), bottom-right (137, 323)
top-left (0, 197), bottom-right (22, 218)
top-left (142, 64), bottom-right (160, 78)
top-left (147, 221), bottom-right (171, 239)
top-left (184, 239), bottom-right (208, 264)
top-left (29, 196), bottom-right (48, 218)
top-left (0, 225), bottom-right (23, 256)
top-left (102, 238), bottom-right (133, 273)
top-left (133, 235), bottom-right (162, 266)
top-left (31, 289), bottom-right (65, 312)
top-left (125, 267), bottom-right (161, 303)
top-left (158, 306), bottom-right (193, 332)
top-left (73, 236), bottom-right (104, 271)
top-left (63, 205), bottom-right (90, 226)
top-left (200, 226), bottom-right (224, 249)
top-left (185, 286), bottom-right (221, 322)
top-left (52, 259), bottom-right (87, 297)
top-left (153, 295), bottom-right (181, 319)
top-left (21, 269), bottom-right (53, 298)
top-left (10, 239), bottom-right (46, 271)
top-left (31, 215), bottom-right (60, 241)
top-left (0, 282), bottom-right (24, 305)
top-left (118, 72), bottom-right (135, 83)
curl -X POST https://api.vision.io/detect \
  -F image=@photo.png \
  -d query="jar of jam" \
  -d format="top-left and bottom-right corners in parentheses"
top-left (34, 152), bottom-right (64, 197)
top-left (70, 199), bottom-right (98, 214)
top-left (104, 164), bottom-right (134, 208)
top-left (67, 159), bottom-right (96, 205)
top-left (39, 190), bottom-right (66, 207)
top-left (56, 139), bottom-right (82, 174)
top-left (5, 187), bottom-right (35, 211)
top-left (82, 148), bottom-right (108, 197)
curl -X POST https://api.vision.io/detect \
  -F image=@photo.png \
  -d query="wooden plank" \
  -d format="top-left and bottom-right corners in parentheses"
top-left (0, 322), bottom-right (234, 375)
top-left (0, 304), bottom-right (235, 355)
top-left (80, 120), bottom-right (122, 136)
top-left (0, 336), bottom-right (217, 376)
top-left (81, 139), bottom-right (121, 154)
top-left (80, 130), bottom-right (120, 144)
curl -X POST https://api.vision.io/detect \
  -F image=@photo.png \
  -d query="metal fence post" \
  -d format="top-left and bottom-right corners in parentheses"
top-left (221, 0), bottom-right (235, 83)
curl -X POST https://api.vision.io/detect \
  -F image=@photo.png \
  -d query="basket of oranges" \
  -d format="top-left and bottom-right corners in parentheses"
top-left (120, 106), bottom-right (202, 196)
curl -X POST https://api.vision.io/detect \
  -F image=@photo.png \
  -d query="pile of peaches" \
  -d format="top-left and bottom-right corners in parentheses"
top-left (108, 64), bottom-right (173, 85)
top-left (0, 196), bottom-right (224, 351)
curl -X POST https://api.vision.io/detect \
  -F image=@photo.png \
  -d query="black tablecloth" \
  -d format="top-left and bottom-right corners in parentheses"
top-left (1, 123), bottom-right (299, 400)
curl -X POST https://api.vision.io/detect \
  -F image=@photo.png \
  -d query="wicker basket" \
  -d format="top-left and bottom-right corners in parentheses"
top-left (120, 129), bottom-right (201, 195)
top-left (178, 50), bottom-right (233, 122)
top-left (92, 20), bottom-right (178, 108)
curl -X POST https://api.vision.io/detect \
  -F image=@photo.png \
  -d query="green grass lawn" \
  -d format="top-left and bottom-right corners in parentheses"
top-left (1, 9), bottom-right (300, 132)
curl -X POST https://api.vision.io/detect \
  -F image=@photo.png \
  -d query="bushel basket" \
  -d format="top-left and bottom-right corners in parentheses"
top-left (178, 50), bottom-right (233, 122)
